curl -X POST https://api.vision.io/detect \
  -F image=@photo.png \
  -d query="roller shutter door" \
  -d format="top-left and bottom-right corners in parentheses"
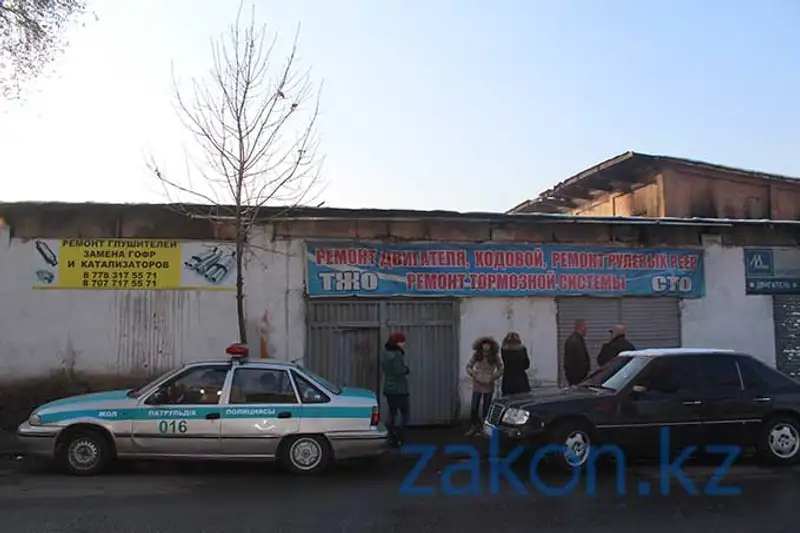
top-left (556, 297), bottom-right (681, 386)
top-left (556, 297), bottom-right (620, 385)
top-left (620, 297), bottom-right (681, 350)
top-left (773, 295), bottom-right (800, 379)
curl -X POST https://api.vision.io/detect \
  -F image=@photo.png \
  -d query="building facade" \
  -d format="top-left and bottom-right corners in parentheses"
top-left (509, 152), bottom-right (800, 220)
top-left (1, 203), bottom-right (799, 426)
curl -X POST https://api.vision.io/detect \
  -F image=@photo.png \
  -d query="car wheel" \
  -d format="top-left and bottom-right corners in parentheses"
top-left (59, 429), bottom-right (112, 476)
top-left (757, 415), bottom-right (800, 466)
top-left (280, 435), bottom-right (331, 475)
top-left (548, 420), bottom-right (594, 471)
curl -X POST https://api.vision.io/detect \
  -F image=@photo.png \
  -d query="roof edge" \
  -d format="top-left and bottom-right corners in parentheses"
top-left (508, 151), bottom-right (643, 213)
top-left (511, 152), bottom-right (800, 214)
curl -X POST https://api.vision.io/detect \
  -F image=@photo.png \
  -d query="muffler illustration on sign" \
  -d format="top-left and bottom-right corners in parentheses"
top-left (183, 245), bottom-right (234, 285)
top-left (34, 240), bottom-right (58, 285)
top-left (205, 252), bottom-right (236, 284)
top-left (184, 246), bottom-right (219, 270)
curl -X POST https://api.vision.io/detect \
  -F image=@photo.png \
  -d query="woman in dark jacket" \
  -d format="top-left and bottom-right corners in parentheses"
top-left (500, 332), bottom-right (531, 395)
top-left (381, 332), bottom-right (410, 447)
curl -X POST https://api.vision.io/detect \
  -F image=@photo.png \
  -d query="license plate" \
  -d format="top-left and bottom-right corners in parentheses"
top-left (483, 423), bottom-right (495, 437)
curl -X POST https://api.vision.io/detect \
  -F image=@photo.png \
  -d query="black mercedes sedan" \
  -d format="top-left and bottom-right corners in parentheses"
top-left (482, 348), bottom-right (800, 469)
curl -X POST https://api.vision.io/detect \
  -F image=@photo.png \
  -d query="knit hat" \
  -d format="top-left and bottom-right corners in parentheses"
top-left (387, 332), bottom-right (406, 346)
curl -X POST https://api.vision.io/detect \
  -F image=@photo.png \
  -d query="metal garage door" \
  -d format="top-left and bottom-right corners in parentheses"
top-left (555, 297), bottom-right (681, 386)
top-left (305, 300), bottom-right (381, 392)
top-left (305, 299), bottom-right (459, 425)
top-left (385, 300), bottom-right (459, 425)
top-left (773, 295), bottom-right (800, 379)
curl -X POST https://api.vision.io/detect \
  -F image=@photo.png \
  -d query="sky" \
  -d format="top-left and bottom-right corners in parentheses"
top-left (1, 0), bottom-right (799, 213)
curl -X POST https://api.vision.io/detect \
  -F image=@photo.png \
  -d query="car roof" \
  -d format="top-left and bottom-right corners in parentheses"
top-left (622, 348), bottom-right (741, 357)
top-left (183, 358), bottom-right (301, 369)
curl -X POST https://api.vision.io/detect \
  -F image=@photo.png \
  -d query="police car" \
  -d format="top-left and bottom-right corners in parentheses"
top-left (17, 344), bottom-right (388, 476)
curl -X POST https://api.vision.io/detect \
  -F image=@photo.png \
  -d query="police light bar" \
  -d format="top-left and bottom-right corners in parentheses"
top-left (226, 343), bottom-right (249, 358)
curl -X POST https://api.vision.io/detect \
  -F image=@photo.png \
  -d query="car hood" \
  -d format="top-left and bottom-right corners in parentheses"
top-left (498, 386), bottom-right (614, 410)
top-left (37, 389), bottom-right (136, 413)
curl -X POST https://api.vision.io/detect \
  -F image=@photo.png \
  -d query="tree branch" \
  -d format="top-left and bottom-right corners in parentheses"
top-left (0, 0), bottom-right (91, 100)
top-left (146, 1), bottom-right (325, 344)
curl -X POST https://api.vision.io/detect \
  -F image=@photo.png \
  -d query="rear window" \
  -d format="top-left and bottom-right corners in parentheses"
top-left (737, 356), bottom-right (800, 391)
top-left (297, 367), bottom-right (341, 395)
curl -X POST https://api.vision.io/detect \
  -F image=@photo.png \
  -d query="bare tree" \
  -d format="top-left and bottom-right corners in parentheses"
top-left (148, 4), bottom-right (322, 345)
top-left (0, 0), bottom-right (89, 100)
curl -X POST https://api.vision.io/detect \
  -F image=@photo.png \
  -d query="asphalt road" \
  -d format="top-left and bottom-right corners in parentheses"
top-left (2, 451), bottom-right (800, 533)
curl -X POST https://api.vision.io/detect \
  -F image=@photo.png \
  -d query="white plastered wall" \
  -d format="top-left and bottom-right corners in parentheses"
top-left (681, 238), bottom-right (775, 365)
top-left (0, 225), bottom-right (305, 379)
top-left (243, 227), bottom-right (305, 363)
top-left (457, 297), bottom-right (558, 416)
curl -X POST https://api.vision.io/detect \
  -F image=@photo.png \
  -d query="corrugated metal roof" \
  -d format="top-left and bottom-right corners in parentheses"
top-left (509, 151), bottom-right (800, 214)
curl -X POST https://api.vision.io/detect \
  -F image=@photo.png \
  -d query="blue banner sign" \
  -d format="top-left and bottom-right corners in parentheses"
top-left (305, 242), bottom-right (705, 298)
top-left (744, 248), bottom-right (800, 294)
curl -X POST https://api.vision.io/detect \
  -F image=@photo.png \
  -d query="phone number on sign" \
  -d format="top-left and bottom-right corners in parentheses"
top-left (81, 271), bottom-right (158, 288)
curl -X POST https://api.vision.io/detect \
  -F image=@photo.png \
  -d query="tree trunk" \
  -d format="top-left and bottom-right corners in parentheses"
top-left (235, 239), bottom-right (247, 344)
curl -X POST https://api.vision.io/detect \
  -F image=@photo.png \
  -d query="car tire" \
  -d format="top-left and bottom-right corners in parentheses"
top-left (59, 429), bottom-right (112, 476)
top-left (547, 420), bottom-right (595, 472)
top-left (279, 435), bottom-right (332, 475)
top-left (757, 415), bottom-right (800, 467)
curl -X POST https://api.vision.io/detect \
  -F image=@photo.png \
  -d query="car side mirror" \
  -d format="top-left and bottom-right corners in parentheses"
top-left (632, 384), bottom-right (647, 394)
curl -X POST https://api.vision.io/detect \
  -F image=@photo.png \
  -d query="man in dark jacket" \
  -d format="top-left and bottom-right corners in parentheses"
top-left (564, 319), bottom-right (590, 386)
top-left (597, 324), bottom-right (636, 367)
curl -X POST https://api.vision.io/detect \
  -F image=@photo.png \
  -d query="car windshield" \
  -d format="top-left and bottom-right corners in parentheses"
top-left (126, 370), bottom-right (175, 398)
top-left (297, 367), bottom-right (341, 395)
top-left (580, 356), bottom-right (650, 391)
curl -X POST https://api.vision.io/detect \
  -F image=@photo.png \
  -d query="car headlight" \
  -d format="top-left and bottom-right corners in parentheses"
top-left (501, 407), bottom-right (529, 425)
top-left (28, 413), bottom-right (42, 426)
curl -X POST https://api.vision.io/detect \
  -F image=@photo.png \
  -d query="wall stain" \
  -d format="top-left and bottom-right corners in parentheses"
top-left (503, 299), bottom-right (514, 323)
top-left (259, 310), bottom-right (271, 358)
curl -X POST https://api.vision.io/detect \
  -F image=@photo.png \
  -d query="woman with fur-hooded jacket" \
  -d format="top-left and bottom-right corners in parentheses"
top-left (465, 336), bottom-right (503, 436)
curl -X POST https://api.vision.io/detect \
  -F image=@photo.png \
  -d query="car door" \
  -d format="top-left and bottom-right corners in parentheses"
top-left (615, 356), bottom-right (705, 456)
top-left (133, 364), bottom-right (228, 456)
top-left (728, 355), bottom-right (782, 448)
top-left (220, 366), bottom-right (301, 457)
top-left (697, 355), bottom-right (753, 447)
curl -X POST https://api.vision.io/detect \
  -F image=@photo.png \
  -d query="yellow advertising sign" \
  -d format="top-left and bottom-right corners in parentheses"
top-left (32, 239), bottom-right (237, 290)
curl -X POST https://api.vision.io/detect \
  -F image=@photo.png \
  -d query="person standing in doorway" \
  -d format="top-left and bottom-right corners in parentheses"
top-left (564, 319), bottom-right (590, 386)
top-left (500, 332), bottom-right (531, 395)
top-left (381, 332), bottom-right (410, 448)
top-left (597, 324), bottom-right (635, 367)
top-left (465, 336), bottom-right (503, 436)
